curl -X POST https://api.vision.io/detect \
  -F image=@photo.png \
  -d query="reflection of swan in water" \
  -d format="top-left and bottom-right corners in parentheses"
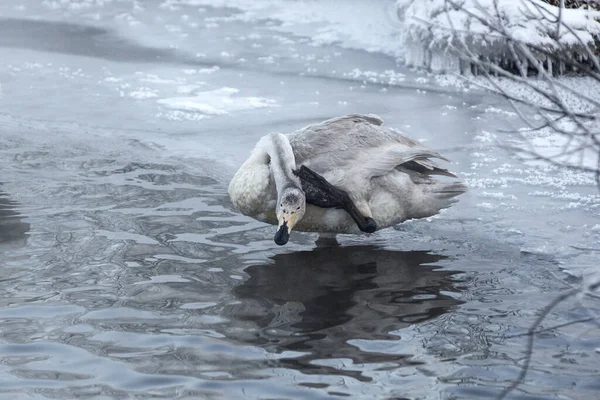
top-left (223, 245), bottom-right (464, 380)
top-left (0, 190), bottom-right (30, 249)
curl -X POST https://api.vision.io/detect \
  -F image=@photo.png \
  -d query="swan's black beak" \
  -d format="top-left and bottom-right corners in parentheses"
top-left (274, 221), bottom-right (289, 245)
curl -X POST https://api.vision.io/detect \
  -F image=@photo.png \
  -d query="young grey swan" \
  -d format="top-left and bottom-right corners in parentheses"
top-left (229, 114), bottom-right (467, 245)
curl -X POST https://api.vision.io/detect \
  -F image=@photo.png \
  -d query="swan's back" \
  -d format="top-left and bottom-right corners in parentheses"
top-left (289, 114), bottom-right (421, 166)
top-left (288, 114), bottom-right (452, 180)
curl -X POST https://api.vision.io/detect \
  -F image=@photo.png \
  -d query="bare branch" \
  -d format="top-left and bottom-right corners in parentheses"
top-left (445, 0), bottom-right (600, 81)
top-left (557, 0), bottom-right (564, 38)
top-left (496, 288), bottom-right (580, 400)
top-left (504, 316), bottom-right (596, 338)
top-left (500, 144), bottom-right (600, 172)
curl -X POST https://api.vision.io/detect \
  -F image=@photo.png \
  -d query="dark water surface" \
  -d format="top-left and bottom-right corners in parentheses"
top-left (0, 1), bottom-right (599, 399)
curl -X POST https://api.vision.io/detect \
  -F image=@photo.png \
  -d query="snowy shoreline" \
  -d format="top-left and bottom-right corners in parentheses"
top-left (397, 0), bottom-right (600, 74)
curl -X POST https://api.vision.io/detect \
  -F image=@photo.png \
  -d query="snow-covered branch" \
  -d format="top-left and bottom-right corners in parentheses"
top-left (397, 0), bottom-right (600, 74)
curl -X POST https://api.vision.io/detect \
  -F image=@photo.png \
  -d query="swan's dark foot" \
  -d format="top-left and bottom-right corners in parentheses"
top-left (359, 217), bottom-right (377, 234)
top-left (294, 165), bottom-right (377, 233)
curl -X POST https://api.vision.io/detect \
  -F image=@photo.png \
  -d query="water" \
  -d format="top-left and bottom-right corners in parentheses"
top-left (0, 1), bottom-right (599, 399)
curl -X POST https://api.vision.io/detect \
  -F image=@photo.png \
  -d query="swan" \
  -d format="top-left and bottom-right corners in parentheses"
top-left (229, 114), bottom-right (466, 245)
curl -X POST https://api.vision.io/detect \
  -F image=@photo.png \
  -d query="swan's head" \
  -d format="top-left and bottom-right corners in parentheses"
top-left (274, 186), bottom-right (306, 245)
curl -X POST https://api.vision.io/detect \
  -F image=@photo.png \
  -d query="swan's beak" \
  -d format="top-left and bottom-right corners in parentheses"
top-left (274, 214), bottom-right (296, 245)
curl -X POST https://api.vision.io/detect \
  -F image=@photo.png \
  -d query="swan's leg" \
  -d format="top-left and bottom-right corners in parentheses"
top-left (294, 165), bottom-right (377, 233)
top-left (352, 198), bottom-right (374, 221)
top-left (340, 196), bottom-right (377, 233)
top-left (315, 232), bottom-right (339, 247)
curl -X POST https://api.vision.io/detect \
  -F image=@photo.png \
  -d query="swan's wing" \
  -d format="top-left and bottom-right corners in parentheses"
top-left (289, 114), bottom-right (403, 165)
top-left (289, 114), bottom-right (455, 178)
top-left (402, 159), bottom-right (458, 178)
top-left (359, 145), bottom-right (454, 179)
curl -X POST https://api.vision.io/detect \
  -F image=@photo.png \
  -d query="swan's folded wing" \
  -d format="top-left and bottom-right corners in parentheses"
top-left (359, 144), bottom-right (455, 179)
top-left (289, 114), bottom-right (456, 178)
top-left (289, 114), bottom-right (386, 163)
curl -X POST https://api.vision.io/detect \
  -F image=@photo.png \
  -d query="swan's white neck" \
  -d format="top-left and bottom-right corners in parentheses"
top-left (255, 133), bottom-right (301, 195)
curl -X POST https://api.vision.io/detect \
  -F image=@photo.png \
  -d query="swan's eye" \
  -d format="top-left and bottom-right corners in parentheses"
top-left (296, 206), bottom-right (301, 210)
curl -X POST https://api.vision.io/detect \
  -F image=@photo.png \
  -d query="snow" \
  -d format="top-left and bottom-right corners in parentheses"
top-left (398, 0), bottom-right (600, 73)
top-left (157, 87), bottom-right (278, 117)
top-left (128, 87), bottom-right (159, 99)
top-left (470, 75), bottom-right (600, 173)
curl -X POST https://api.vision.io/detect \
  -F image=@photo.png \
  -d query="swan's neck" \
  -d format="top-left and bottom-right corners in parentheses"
top-left (257, 133), bottom-right (301, 194)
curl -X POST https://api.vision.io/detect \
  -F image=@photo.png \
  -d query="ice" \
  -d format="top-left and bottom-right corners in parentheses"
top-left (169, 0), bottom-right (405, 58)
top-left (180, 302), bottom-right (218, 310)
top-left (157, 87), bottom-right (278, 117)
top-left (134, 275), bottom-right (192, 284)
top-left (481, 191), bottom-right (518, 200)
top-left (128, 87), bottom-right (159, 99)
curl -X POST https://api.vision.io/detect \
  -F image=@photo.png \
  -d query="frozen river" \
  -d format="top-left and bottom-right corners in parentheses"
top-left (0, 1), bottom-right (599, 399)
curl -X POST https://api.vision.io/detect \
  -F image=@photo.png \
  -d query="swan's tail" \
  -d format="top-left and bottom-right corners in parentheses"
top-left (428, 181), bottom-right (468, 212)
top-left (433, 182), bottom-right (468, 198)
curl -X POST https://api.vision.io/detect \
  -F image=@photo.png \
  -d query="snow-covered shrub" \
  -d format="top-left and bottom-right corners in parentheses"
top-left (543, 0), bottom-right (600, 10)
top-left (397, 0), bottom-right (600, 74)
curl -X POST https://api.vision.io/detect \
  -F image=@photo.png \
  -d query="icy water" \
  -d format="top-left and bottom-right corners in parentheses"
top-left (0, 1), bottom-right (599, 399)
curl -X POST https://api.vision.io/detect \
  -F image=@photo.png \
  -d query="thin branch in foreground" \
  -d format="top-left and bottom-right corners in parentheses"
top-left (499, 144), bottom-right (600, 173)
top-left (496, 288), bottom-right (580, 400)
top-left (570, 245), bottom-right (600, 250)
top-left (504, 316), bottom-right (596, 338)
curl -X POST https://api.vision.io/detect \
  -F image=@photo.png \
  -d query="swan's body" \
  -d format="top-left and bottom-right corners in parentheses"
top-left (229, 114), bottom-right (466, 236)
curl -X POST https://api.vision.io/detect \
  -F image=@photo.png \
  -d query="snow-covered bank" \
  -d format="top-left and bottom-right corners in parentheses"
top-left (398, 0), bottom-right (600, 74)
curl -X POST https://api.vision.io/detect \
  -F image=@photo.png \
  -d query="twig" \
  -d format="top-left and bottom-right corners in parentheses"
top-left (496, 288), bottom-right (580, 400)
top-left (504, 316), bottom-right (596, 338)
